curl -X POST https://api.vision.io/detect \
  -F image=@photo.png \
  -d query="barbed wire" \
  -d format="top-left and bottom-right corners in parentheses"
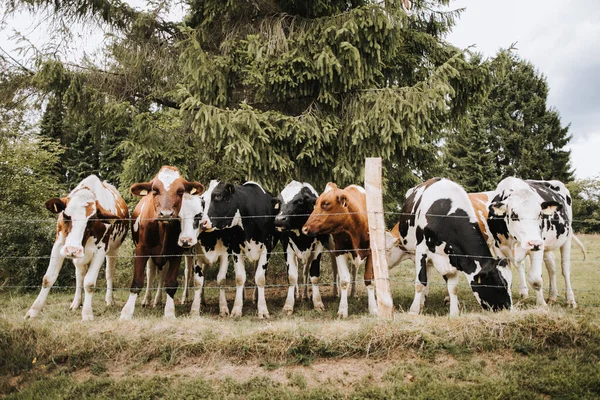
top-left (0, 209), bottom-right (597, 224)
top-left (2, 276), bottom-right (600, 294)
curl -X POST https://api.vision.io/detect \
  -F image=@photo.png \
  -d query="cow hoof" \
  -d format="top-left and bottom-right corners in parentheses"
top-left (547, 297), bottom-right (557, 305)
top-left (337, 310), bottom-right (348, 319)
top-left (568, 301), bottom-right (577, 309)
top-left (283, 305), bottom-right (294, 314)
top-left (520, 292), bottom-right (528, 299)
top-left (24, 310), bottom-right (38, 320)
top-left (105, 300), bottom-right (114, 307)
top-left (82, 314), bottom-right (94, 321)
top-left (230, 307), bottom-right (243, 318)
top-left (141, 302), bottom-right (149, 308)
top-left (443, 296), bottom-right (450, 305)
top-left (120, 314), bottom-right (133, 321)
top-left (313, 303), bottom-right (325, 312)
top-left (219, 309), bottom-right (230, 317)
top-left (69, 302), bottom-right (81, 311)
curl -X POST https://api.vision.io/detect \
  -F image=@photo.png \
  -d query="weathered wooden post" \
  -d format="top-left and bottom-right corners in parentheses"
top-left (365, 157), bottom-right (394, 319)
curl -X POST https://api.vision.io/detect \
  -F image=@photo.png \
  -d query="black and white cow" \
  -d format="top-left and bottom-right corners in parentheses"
top-left (487, 177), bottom-right (586, 307)
top-left (390, 178), bottom-right (512, 316)
top-left (178, 187), bottom-right (245, 316)
top-left (199, 180), bottom-right (278, 318)
top-left (274, 181), bottom-right (331, 314)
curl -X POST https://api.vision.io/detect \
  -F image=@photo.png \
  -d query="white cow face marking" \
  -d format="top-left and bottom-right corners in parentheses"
top-left (178, 193), bottom-right (204, 248)
top-left (61, 189), bottom-right (97, 258)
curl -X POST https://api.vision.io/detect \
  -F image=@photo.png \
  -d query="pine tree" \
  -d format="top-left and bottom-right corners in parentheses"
top-left (445, 50), bottom-right (573, 190)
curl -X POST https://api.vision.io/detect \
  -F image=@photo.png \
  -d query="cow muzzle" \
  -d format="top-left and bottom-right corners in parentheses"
top-left (274, 215), bottom-right (289, 230)
top-left (178, 236), bottom-right (196, 248)
top-left (525, 239), bottom-right (544, 251)
top-left (301, 225), bottom-right (316, 237)
top-left (159, 210), bottom-right (174, 218)
top-left (199, 218), bottom-right (213, 232)
top-left (62, 245), bottom-right (84, 259)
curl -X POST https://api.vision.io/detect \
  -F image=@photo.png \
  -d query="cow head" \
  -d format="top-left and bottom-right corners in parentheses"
top-left (130, 166), bottom-right (204, 220)
top-left (488, 189), bottom-right (562, 261)
top-left (274, 181), bottom-right (319, 232)
top-left (470, 258), bottom-right (512, 311)
top-left (45, 189), bottom-right (119, 258)
top-left (302, 183), bottom-right (351, 237)
top-left (198, 180), bottom-right (241, 231)
top-left (178, 192), bottom-right (204, 248)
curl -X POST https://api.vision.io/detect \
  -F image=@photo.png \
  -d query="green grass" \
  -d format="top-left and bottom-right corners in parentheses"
top-left (1, 235), bottom-right (599, 398)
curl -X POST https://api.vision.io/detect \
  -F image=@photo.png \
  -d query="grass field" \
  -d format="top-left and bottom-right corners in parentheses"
top-left (1, 235), bottom-right (599, 399)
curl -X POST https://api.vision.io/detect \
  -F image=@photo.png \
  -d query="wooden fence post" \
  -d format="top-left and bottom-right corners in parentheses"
top-left (365, 157), bottom-right (394, 320)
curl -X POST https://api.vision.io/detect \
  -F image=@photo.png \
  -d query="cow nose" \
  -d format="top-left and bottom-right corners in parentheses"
top-left (63, 246), bottom-right (84, 258)
top-left (274, 215), bottom-right (288, 226)
top-left (179, 237), bottom-right (194, 248)
top-left (527, 240), bottom-right (543, 251)
top-left (160, 210), bottom-right (174, 218)
top-left (200, 219), bottom-right (211, 230)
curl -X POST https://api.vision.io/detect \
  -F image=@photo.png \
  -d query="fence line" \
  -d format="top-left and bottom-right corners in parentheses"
top-left (2, 276), bottom-right (600, 294)
top-left (0, 209), bottom-right (597, 224)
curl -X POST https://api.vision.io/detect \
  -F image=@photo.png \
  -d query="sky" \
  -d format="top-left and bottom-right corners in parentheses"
top-left (446, 0), bottom-right (600, 179)
top-left (1, 1), bottom-right (598, 179)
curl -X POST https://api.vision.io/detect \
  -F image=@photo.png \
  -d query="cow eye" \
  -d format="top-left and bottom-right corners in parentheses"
top-left (153, 188), bottom-right (160, 195)
top-left (214, 194), bottom-right (223, 201)
top-left (510, 214), bottom-right (519, 221)
top-left (296, 198), bottom-right (304, 205)
top-left (177, 189), bottom-right (184, 195)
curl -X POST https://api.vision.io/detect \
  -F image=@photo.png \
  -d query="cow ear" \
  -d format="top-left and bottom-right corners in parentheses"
top-left (325, 182), bottom-right (338, 191)
top-left (96, 202), bottom-right (120, 222)
top-left (131, 182), bottom-right (153, 197)
top-left (541, 201), bottom-right (562, 215)
top-left (185, 181), bottom-right (205, 196)
top-left (488, 201), bottom-right (507, 217)
top-left (272, 198), bottom-right (280, 210)
top-left (338, 194), bottom-right (348, 207)
top-left (45, 198), bottom-right (67, 214)
top-left (225, 183), bottom-right (235, 194)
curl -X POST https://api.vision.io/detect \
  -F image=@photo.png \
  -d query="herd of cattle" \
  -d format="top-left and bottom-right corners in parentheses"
top-left (24, 166), bottom-right (586, 321)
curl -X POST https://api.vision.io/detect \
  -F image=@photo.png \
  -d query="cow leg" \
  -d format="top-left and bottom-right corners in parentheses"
top-left (104, 253), bottom-right (117, 307)
top-left (544, 251), bottom-right (558, 304)
top-left (153, 266), bottom-right (167, 308)
top-left (445, 271), bottom-right (460, 318)
top-left (69, 261), bottom-right (85, 311)
top-left (81, 250), bottom-right (106, 321)
top-left (141, 260), bottom-right (155, 307)
top-left (164, 257), bottom-right (181, 319)
top-left (528, 250), bottom-right (547, 307)
top-left (364, 256), bottom-right (379, 316)
top-left (409, 252), bottom-right (428, 315)
top-left (310, 252), bottom-right (325, 311)
top-left (190, 254), bottom-right (205, 316)
top-left (283, 245), bottom-right (298, 315)
top-left (517, 260), bottom-right (529, 299)
top-left (560, 238), bottom-right (576, 308)
top-left (217, 254), bottom-right (230, 317)
top-left (120, 251), bottom-right (148, 321)
top-left (302, 254), bottom-right (310, 301)
top-left (25, 241), bottom-right (65, 319)
top-left (349, 262), bottom-right (358, 299)
top-left (335, 253), bottom-right (351, 318)
top-left (181, 253), bottom-right (193, 305)
top-left (255, 248), bottom-right (270, 319)
top-left (328, 239), bottom-right (339, 297)
top-left (231, 253), bottom-right (246, 317)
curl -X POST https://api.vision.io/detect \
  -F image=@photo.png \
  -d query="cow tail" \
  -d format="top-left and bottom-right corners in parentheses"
top-left (572, 234), bottom-right (587, 261)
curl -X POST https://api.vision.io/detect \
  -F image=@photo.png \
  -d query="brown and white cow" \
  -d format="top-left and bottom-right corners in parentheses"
top-left (25, 175), bottom-right (129, 321)
top-left (302, 183), bottom-right (378, 318)
top-left (120, 166), bottom-right (204, 320)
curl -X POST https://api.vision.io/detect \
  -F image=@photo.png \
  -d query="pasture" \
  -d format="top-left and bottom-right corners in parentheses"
top-left (1, 234), bottom-right (600, 399)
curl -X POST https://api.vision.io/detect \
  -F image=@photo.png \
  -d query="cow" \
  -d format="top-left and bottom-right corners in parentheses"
top-left (25, 175), bottom-right (129, 321)
top-left (177, 185), bottom-right (241, 316)
top-left (274, 180), bottom-right (331, 314)
top-left (389, 178), bottom-right (512, 316)
top-left (302, 183), bottom-right (378, 318)
top-left (198, 180), bottom-right (278, 318)
top-left (120, 166), bottom-right (204, 320)
top-left (486, 177), bottom-right (586, 307)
